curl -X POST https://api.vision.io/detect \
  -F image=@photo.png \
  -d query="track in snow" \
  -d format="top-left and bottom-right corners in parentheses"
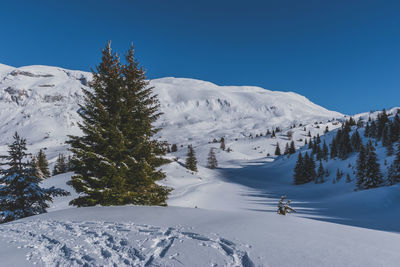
top-left (0, 220), bottom-right (254, 267)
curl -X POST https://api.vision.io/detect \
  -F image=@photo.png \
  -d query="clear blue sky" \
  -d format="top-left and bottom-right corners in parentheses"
top-left (1, 0), bottom-right (399, 114)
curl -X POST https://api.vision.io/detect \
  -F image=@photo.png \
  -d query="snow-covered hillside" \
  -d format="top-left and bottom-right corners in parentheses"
top-left (0, 63), bottom-right (343, 162)
top-left (1, 63), bottom-right (399, 266)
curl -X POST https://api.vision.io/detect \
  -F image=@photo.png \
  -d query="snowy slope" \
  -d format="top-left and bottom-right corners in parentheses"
top-left (1, 63), bottom-right (399, 266)
top-left (153, 77), bottom-right (342, 146)
top-left (1, 197), bottom-right (400, 267)
top-left (0, 63), bottom-right (343, 163)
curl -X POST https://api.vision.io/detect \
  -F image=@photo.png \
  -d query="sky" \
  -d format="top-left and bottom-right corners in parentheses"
top-left (0, 0), bottom-right (399, 114)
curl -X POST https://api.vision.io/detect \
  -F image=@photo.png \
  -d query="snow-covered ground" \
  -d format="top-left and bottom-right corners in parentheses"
top-left (0, 63), bottom-right (400, 266)
top-left (1, 193), bottom-right (400, 267)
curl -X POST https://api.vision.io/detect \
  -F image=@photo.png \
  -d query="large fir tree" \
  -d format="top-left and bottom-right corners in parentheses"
top-left (67, 43), bottom-right (170, 207)
top-left (0, 133), bottom-right (69, 223)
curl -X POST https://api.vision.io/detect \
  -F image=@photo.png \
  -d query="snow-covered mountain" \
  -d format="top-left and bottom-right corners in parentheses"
top-left (0, 63), bottom-right (343, 161)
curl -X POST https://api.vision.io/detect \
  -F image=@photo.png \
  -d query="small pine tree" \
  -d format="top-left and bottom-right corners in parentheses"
top-left (356, 142), bottom-right (367, 189)
top-left (345, 173), bottom-right (351, 183)
top-left (387, 163), bottom-right (400, 185)
top-left (53, 154), bottom-right (68, 175)
top-left (322, 141), bottom-right (329, 161)
top-left (275, 142), bottom-right (281, 156)
top-left (206, 148), bottom-right (218, 169)
top-left (289, 140), bottom-right (296, 154)
top-left (36, 149), bottom-right (51, 179)
top-left (0, 133), bottom-right (69, 223)
top-left (336, 169), bottom-right (342, 182)
top-left (31, 156), bottom-right (44, 180)
top-left (171, 144), bottom-right (178, 152)
top-left (284, 143), bottom-right (290, 155)
top-left (316, 160), bottom-right (325, 184)
top-left (186, 145), bottom-right (198, 172)
top-left (220, 137), bottom-right (226, 150)
top-left (386, 142), bottom-right (394, 156)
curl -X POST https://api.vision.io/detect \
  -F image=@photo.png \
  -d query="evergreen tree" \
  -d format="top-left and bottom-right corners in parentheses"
top-left (369, 121), bottom-right (377, 138)
top-left (289, 140), bottom-right (296, 154)
top-left (275, 142), bottom-right (281, 156)
top-left (336, 168), bottom-right (342, 182)
top-left (392, 114), bottom-right (400, 142)
top-left (377, 109), bottom-right (389, 139)
top-left (185, 145), bottom-right (198, 172)
top-left (67, 43), bottom-right (170, 207)
top-left (382, 125), bottom-right (391, 147)
top-left (293, 153), bottom-right (305, 184)
top-left (36, 149), bottom-right (50, 179)
top-left (338, 126), bottom-right (352, 159)
top-left (31, 156), bottom-right (44, 180)
top-left (206, 148), bottom-right (218, 169)
top-left (271, 130), bottom-right (276, 138)
top-left (386, 142), bottom-right (394, 156)
top-left (345, 173), bottom-right (352, 183)
top-left (171, 144), bottom-right (178, 152)
top-left (322, 141), bottom-right (329, 161)
top-left (66, 155), bottom-right (75, 172)
top-left (357, 117), bottom-right (364, 128)
top-left (350, 130), bottom-right (362, 152)
top-left (315, 144), bottom-right (323, 161)
top-left (387, 163), bottom-right (400, 185)
top-left (330, 138), bottom-right (338, 159)
top-left (356, 142), bottom-right (367, 189)
top-left (364, 122), bottom-right (370, 137)
top-left (316, 134), bottom-right (321, 144)
top-left (53, 154), bottom-right (68, 175)
top-left (0, 133), bottom-right (69, 223)
top-left (303, 152), bottom-right (316, 182)
top-left (389, 142), bottom-right (400, 184)
top-left (312, 141), bottom-right (318, 155)
top-left (284, 143), bottom-right (290, 155)
top-left (220, 137), bottom-right (225, 150)
top-left (316, 160), bottom-right (325, 184)
top-left (362, 141), bottom-right (383, 189)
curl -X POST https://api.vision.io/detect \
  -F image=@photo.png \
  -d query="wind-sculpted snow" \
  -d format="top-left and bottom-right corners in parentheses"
top-left (0, 220), bottom-right (254, 267)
